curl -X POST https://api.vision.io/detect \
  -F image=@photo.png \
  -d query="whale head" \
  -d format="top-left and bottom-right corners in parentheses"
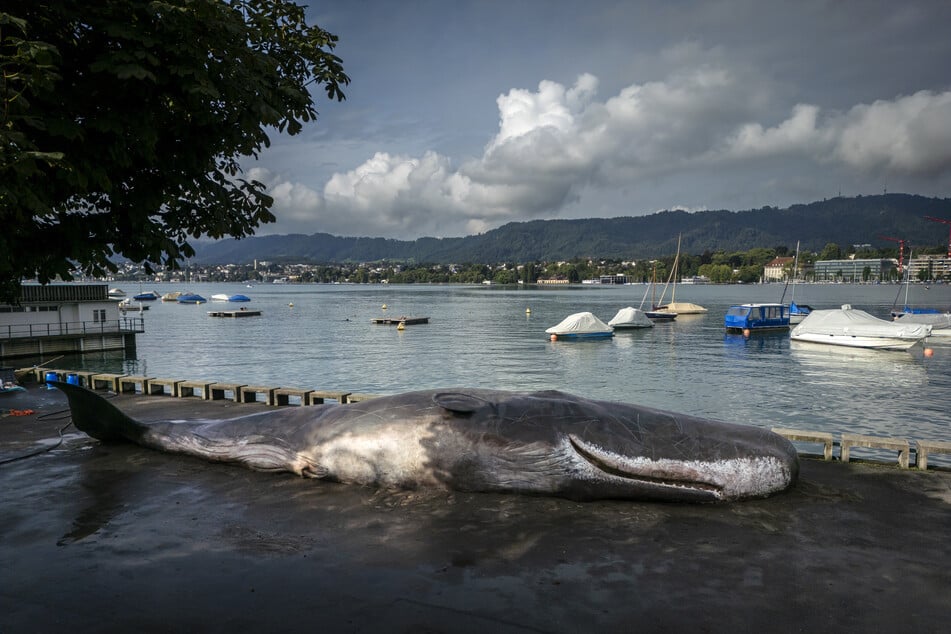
top-left (426, 389), bottom-right (799, 502)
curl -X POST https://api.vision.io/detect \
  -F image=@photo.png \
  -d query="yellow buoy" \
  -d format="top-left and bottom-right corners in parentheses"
top-left (288, 302), bottom-right (294, 308)
top-left (382, 304), bottom-right (387, 310)
top-left (526, 307), bottom-right (531, 314)
top-left (397, 320), bottom-right (405, 331)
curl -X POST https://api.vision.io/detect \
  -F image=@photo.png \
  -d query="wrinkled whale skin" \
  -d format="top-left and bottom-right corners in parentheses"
top-left (54, 382), bottom-right (798, 502)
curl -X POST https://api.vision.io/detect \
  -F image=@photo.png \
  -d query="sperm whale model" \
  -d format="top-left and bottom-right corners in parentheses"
top-left (53, 381), bottom-right (798, 502)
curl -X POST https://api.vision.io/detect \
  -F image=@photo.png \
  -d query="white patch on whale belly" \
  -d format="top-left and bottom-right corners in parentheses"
top-left (316, 427), bottom-right (441, 488)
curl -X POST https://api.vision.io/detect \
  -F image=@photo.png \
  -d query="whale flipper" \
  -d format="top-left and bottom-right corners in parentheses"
top-left (53, 381), bottom-right (147, 443)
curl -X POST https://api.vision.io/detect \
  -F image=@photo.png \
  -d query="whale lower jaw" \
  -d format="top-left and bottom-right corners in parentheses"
top-left (567, 434), bottom-right (785, 501)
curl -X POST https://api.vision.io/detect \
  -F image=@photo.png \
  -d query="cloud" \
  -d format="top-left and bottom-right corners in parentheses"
top-left (723, 90), bottom-right (951, 177)
top-left (834, 90), bottom-right (951, 175)
top-left (255, 70), bottom-right (951, 239)
top-left (725, 104), bottom-right (828, 158)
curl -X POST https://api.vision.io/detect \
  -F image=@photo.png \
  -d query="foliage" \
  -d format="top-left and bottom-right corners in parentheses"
top-left (0, 0), bottom-right (348, 303)
top-left (191, 194), bottom-right (951, 267)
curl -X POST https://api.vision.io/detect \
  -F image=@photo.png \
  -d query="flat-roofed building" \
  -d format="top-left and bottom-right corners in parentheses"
top-left (0, 284), bottom-right (144, 359)
top-left (812, 258), bottom-right (897, 283)
top-left (907, 255), bottom-right (951, 281)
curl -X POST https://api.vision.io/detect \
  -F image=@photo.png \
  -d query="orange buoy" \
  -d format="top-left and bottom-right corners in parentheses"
top-left (550, 334), bottom-right (558, 342)
top-left (924, 348), bottom-right (934, 357)
top-left (742, 328), bottom-right (751, 337)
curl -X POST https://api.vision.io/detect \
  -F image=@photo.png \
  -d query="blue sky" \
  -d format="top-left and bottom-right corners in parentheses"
top-left (243, 0), bottom-right (951, 239)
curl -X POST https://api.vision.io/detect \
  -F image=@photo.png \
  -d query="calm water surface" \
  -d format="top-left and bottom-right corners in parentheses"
top-left (63, 282), bottom-right (951, 457)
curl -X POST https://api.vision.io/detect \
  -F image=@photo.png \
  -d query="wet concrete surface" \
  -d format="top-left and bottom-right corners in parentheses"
top-left (1, 385), bottom-right (950, 633)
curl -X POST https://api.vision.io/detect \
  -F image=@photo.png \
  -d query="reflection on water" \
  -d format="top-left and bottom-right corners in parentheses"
top-left (30, 283), bottom-right (951, 459)
top-left (790, 340), bottom-right (925, 389)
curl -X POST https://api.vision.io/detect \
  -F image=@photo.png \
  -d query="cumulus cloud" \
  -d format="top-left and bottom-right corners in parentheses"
top-left (725, 104), bottom-right (829, 158)
top-left (834, 90), bottom-right (951, 175)
top-left (724, 90), bottom-right (951, 176)
top-left (256, 71), bottom-right (951, 238)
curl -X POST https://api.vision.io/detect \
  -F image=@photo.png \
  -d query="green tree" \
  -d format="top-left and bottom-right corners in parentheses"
top-left (1, 1), bottom-right (348, 303)
top-left (818, 243), bottom-right (843, 261)
top-left (698, 263), bottom-right (733, 283)
top-left (735, 265), bottom-right (761, 284)
top-left (493, 269), bottom-right (518, 285)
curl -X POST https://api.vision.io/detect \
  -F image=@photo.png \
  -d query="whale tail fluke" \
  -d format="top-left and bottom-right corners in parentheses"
top-left (52, 381), bottom-right (146, 443)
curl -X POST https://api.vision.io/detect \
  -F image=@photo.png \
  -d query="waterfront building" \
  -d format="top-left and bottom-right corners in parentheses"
top-left (763, 257), bottom-right (795, 282)
top-left (0, 284), bottom-right (144, 360)
top-left (907, 255), bottom-right (951, 281)
top-left (811, 258), bottom-right (897, 283)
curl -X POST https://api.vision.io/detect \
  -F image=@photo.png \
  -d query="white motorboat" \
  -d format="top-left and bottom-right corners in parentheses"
top-left (790, 304), bottom-right (931, 350)
top-left (894, 311), bottom-right (951, 339)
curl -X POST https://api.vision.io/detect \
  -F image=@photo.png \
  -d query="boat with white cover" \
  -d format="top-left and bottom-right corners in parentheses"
top-left (545, 312), bottom-right (614, 339)
top-left (607, 307), bottom-right (653, 329)
top-left (894, 311), bottom-right (951, 339)
top-left (790, 304), bottom-right (931, 350)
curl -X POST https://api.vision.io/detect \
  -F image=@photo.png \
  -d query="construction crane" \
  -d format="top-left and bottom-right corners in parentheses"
top-left (878, 235), bottom-right (908, 274)
top-left (924, 216), bottom-right (951, 258)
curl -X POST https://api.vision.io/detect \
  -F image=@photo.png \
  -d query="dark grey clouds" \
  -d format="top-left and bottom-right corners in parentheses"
top-left (245, 0), bottom-right (951, 238)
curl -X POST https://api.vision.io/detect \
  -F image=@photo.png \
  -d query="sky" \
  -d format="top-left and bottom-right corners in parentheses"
top-left (242, 0), bottom-right (951, 239)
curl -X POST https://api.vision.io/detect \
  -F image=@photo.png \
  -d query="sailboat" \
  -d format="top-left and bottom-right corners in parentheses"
top-left (781, 241), bottom-right (812, 324)
top-left (639, 262), bottom-right (676, 321)
top-left (652, 234), bottom-right (707, 315)
top-left (890, 248), bottom-right (942, 318)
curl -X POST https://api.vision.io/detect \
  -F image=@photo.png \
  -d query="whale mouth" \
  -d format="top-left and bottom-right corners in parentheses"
top-left (568, 434), bottom-right (723, 494)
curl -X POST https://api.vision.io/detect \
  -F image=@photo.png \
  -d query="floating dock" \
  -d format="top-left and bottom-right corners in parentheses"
top-left (370, 316), bottom-right (429, 325)
top-left (207, 309), bottom-right (262, 318)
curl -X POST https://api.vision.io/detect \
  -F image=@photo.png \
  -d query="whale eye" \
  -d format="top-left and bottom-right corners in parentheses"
top-left (432, 392), bottom-right (487, 413)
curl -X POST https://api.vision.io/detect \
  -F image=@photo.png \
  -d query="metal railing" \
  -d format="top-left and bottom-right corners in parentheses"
top-left (0, 317), bottom-right (145, 340)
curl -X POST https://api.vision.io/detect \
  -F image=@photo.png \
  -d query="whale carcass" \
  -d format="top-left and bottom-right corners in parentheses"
top-left (54, 382), bottom-right (798, 502)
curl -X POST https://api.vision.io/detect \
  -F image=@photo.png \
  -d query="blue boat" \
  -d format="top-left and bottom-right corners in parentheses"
top-left (788, 301), bottom-right (813, 324)
top-left (725, 303), bottom-right (790, 333)
top-left (891, 305), bottom-right (942, 318)
top-left (177, 293), bottom-right (207, 304)
top-left (227, 294), bottom-right (251, 302)
top-left (133, 290), bottom-right (161, 301)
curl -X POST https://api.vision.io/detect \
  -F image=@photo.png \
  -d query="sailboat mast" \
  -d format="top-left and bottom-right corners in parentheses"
top-left (671, 234), bottom-right (682, 304)
top-left (781, 241), bottom-right (800, 305)
top-left (651, 263), bottom-right (657, 308)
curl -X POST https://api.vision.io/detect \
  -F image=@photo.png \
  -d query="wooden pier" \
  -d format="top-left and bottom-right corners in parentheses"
top-left (19, 365), bottom-right (951, 471)
top-left (207, 309), bottom-right (262, 318)
top-left (370, 316), bottom-right (429, 325)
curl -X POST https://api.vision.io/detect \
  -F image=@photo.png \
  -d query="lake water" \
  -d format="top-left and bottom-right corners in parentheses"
top-left (56, 281), bottom-right (951, 461)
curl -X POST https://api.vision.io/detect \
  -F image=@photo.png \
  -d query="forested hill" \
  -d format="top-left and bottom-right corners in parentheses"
top-left (191, 194), bottom-right (951, 264)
